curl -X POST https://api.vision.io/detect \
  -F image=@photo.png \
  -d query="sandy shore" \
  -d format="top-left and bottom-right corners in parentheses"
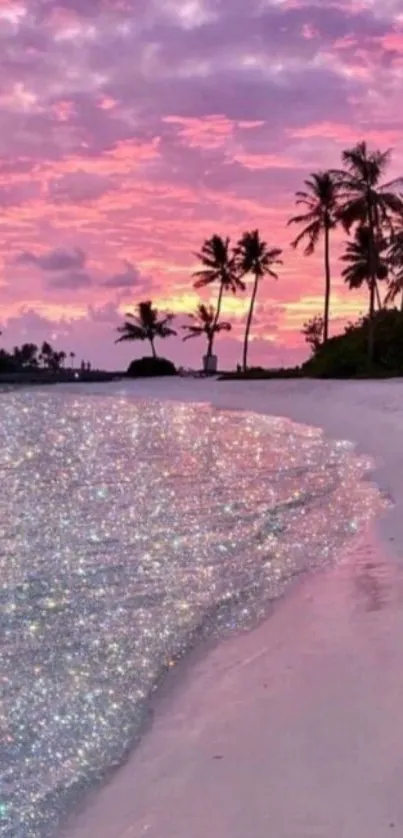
top-left (62, 378), bottom-right (403, 837)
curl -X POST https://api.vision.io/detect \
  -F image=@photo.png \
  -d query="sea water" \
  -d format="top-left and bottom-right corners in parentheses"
top-left (0, 390), bottom-right (381, 837)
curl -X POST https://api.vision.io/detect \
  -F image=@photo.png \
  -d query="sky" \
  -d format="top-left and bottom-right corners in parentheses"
top-left (1, 0), bottom-right (403, 370)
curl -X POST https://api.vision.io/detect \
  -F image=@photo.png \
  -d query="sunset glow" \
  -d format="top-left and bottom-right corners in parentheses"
top-left (1, 0), bottom-right (403, 369)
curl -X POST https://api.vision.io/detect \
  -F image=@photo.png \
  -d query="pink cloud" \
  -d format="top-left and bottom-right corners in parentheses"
top-left (0, 0), bottom-right (400, 367)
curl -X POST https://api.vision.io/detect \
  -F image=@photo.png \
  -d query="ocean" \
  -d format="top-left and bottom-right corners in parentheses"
top-left (0, 388), bottom-right (380, 837)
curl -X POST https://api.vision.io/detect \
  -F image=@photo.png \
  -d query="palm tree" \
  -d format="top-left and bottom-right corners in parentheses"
top-left (115, 301), bottom-right (176, 358)
top-left (385, 218), bottom-right (403, 309)
top-left (193, 235), bottom-right (245, 365)
top-left (340, 225), bottom-right (388, 311)
top-left (288, 171), bottom-right (340, 343)
top-left (384, 269), bottom-right (403, 311)
top-left (39, 341), bottom-right (53, 368)
top-left (234, 229), bottom-right (282, 371)
top-left (69, 351), bottom-right (76, 369)
top-left (182, 303), bottom-right (231, 361)
top-left (388, 218), bottom-right (403, 263)
top-left (332, 141), bottom-right (403, 360)
top-left (13, 342), bottom-right (39, 368)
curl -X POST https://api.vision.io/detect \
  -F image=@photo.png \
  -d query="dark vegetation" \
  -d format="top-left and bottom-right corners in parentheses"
top-left (0, 341), bottom-right (119, 383)
top-left (303, 309), bottom-right (403, 378)
top-left (0, 341), bottom-right (68, 374)
top-left (219, 367), bottom-right (302, 380)
top-left (126, 356), bottom-right (177, 377)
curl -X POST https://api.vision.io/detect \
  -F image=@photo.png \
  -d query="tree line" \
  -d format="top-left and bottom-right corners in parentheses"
top-left (116, 140), bottom-right (403, 371)
top-left (0, 341), bottom-right (77, 373)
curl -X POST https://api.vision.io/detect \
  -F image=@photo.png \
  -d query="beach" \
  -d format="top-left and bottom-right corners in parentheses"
top-left (55, 376), bottom-right (403, 838)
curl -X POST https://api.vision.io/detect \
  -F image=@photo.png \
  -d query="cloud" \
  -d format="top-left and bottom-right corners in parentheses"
top-left (46, 269), bottom-right (93, 289)
top-left (47, 171), bottom-right (115, 203)
top-left (16, 246), bottom-right (87, 271)
top-left (101, 260), bottom-right (142, 288)
top-left (87, 301), bottom-right (122, 323)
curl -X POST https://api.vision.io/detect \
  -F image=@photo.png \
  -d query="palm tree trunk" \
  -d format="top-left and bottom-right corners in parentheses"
top-left (369, 276), bottom-right (376, 316)
top-left (367, 201), bottom-right (377, 365)
top-left (323, 224), bottom-right (331, 342)
top-left (400, 289), bottom-right (403, 312)
top-left (368, 278), bottom-right (382, 310)
top-left (375, 280), bottom-right (382, 311)
top-left (242, 274), bottom-right (258, 372)
top-left (210, 280), bottom-right (225, 359)
top-left (206, 332), bottom-right (214, 359)
top-left (149, 338), bottom-right (157, 359)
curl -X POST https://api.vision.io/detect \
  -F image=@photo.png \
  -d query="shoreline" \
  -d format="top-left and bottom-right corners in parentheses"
top-left (57, 377), bottom-right (403, 838)
top-left (64, 525), bottom-right (403, 838)
top-left (61, 527), bottom-right (403, 838)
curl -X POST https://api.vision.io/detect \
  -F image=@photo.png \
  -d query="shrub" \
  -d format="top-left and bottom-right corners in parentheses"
top-left (303, 309), bottom-right (403, 378)
top-left (126, 356), bottom-right (177, 378)
top-left (0, 351), bottom-right (18, 373)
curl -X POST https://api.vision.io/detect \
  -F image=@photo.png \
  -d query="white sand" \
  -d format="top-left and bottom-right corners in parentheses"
top-left (63, 378), bottom-right (403, 837)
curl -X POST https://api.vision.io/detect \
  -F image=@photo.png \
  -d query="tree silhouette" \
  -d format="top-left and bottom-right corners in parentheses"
top-left (332, 141), bottom-right (403, 360)
top-left (193, 235), bottom-right (244, 362)
top-left (115, 301), bottom-right (176, 358)
top-left (234, 229), bottom-right (282, 371)
top-left (13, 343), bottom-right (39, 368)
top-left (340, 225), bottom-right (388, 312)
top-left (385, 218), bottom-right (403, 310)
top-left (302, 316), bottom-right (324, 353)
top-left (182, 303), bottom-right (231, 361)
top-left (288, 171), bottom-right (340, 343)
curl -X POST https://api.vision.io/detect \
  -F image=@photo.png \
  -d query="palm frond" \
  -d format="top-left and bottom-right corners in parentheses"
top-left (235, 230), bottom-right (282, 279)
top-left (287, 210), bottom-right (318, 226)
top-left (192, 234), bottom-right (243, 294)
top-left (337, 197), bottom-right (367, 230)
top-left (115, 301), bottom-right (176, 346)
top-left (339, 224), bottom-right (389, 289)
top-left (115, 322), bottom-right (147, 344)
top-left (290, 220), bottom-right (321, 254)
top-left (155, 324), bottom-right (177, 339)
top-left (182, 325), bottom-right (204, 341)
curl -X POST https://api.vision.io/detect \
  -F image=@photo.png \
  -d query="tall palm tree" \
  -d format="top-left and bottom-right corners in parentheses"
top-left (193, 235), bottom-right (245, 363)
top-left (385, 218), bottom-right (403, 309)
top-left (115, 301), bottom-right (176, 358)
top-left (384, 269), bottom-right (403, 311)
top-left (332, 141), bottom-right (403, 360)
top-left (288, 171), bottom-right (340, 343)
top-left (388, 218), bottom-right (403, 264)
top-left (182, 303), bottom-right (231, 361)
top-left (234, 229), bottom-right (282, 371)
top-left (340, 225), bottom-right (388, 311)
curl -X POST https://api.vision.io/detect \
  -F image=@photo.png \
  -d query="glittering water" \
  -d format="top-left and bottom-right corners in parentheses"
top-left (0, 390), bottom-right (381, 837)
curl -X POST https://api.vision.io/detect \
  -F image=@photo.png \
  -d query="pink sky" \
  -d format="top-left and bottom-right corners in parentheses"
top-left (1, 0), bottom-right (403, 370)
